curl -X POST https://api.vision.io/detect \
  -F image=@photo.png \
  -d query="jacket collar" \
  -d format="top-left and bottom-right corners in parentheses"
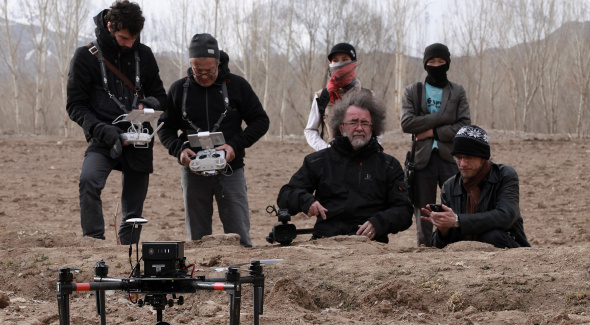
top-left (330, 136), bottom-right (381, 157)
top-left (451, 161), bottom-right (500, 196)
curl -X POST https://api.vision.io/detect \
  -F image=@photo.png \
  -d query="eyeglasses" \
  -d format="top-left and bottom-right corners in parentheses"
top-left (341, 120), bottom-right (372, 129)
top-left (453, 155), bottom-right (477, 163)
top-left (191, 65), bottom-right (218, 77)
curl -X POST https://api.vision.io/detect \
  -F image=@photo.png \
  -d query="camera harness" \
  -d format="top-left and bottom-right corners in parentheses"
top-left (88, 41), bottom-right (143, 114)
top-left (181, 72), bottom-right (232, 133)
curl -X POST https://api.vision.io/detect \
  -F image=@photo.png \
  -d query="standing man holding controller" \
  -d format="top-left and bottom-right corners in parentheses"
top-left (158, 34), bottom-right (269, 247)
top-left (66, 0), bottom-right (166, 245)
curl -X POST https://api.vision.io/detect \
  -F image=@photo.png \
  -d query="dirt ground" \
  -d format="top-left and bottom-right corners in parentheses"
top-left (1, 131), bottom-right (589, 325)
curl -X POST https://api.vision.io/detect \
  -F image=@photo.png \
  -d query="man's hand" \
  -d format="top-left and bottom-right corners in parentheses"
top-left (307, 201), bottom-right (328, 220)
top-left (179, 148), bottom-right (197, 167)
top-left (421, 204), bottom-right (456, 237)
top-left (216, 144), bottom-right (235, 163)
top-left (357, 221), bottom-right (376, 240)
top-left (415, 129), bottom-right (433, 141)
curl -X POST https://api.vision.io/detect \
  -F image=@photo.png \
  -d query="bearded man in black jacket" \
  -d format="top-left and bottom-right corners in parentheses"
top-left (277, 92), bottom-right (413, 243)
top-left (421, 125), bottom-right (530, 249)
top-left (66, 0), bottom-right (166, 245)
top-left (158, 34), bottom-right (269, 247)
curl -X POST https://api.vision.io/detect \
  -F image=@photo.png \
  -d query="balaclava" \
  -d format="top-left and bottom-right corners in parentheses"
top-left (423, 43), bottom-right (451, 88)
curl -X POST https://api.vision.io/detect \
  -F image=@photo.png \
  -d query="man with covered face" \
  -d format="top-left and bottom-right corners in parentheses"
top-left (66, 0), bottom-right (166, 245)
top-left (401, 43), bottom-right (471, 247)
top-left (278, 92), bottom-right (413, 243)
top-left (304, 42), bottom-right (374, 151)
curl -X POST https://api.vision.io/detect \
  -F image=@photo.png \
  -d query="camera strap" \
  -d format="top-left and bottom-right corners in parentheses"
top-left (181, 75), bottom-right (232, 133)
top-left (87, 42), bottom-right (143, 113)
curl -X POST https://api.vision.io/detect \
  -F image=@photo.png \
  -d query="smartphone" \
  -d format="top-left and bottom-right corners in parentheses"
top-left (429, 204), bottom-right (443, 212)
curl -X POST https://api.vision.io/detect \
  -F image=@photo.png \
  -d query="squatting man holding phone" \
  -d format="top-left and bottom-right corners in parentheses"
top-left (277, 92), bottom-right (413, 243)
top-left (158, 34), bottom-right (269, 247)
top-left (421, 125), bottom-right (530, 249)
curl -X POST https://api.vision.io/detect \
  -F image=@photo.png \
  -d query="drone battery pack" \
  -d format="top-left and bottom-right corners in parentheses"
top-left (142, 241), bottom-right (185, 277)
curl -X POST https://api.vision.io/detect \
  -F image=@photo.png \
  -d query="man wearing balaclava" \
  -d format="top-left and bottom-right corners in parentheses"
top-left (400, 43), bottom-right (471, 247)
top-left (419, 125), bottom-right (530, 249)
top-left (157, 33), bottom-right (269, 247)
top-left (304, 43), bottom-right (374, 151)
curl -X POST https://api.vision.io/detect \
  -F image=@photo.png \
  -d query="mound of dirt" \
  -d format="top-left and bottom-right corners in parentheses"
top-left (1, 135), bottom-right (590, 324)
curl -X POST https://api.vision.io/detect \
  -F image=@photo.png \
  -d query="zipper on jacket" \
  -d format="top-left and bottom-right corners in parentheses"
top-left (205, 88), bottom-right (210, 131)
top-left (358, 161), bottom-right (363, 189)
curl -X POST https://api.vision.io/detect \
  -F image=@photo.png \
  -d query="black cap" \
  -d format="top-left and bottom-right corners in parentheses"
top-left (451, 125), bottom-right (491, 160)
top-left (189, 33), bottom-right (220, 60)
top-left (423, 43), bottom-right (451, 68)
top-left (328, 43), bottom-right (356, 61)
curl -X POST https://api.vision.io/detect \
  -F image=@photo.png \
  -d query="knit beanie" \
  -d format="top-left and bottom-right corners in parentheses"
top-left (423, 43), bottom-right (451, 68)
top-left (328, 43), bottom-right (357, 61)
top-left (451, 125), bottom-right (491, 160)
top-left (189, 33), bottom-right (220, 60)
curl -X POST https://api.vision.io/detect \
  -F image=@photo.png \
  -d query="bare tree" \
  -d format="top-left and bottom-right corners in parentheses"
top-left (0, 0), bottom-right (23, 133)
top-left (385, 0), bottom-right (421, 129)
top-left (261, 0), bottom-right (274, 140)
top-left (22, 0), bottom-right (51, 133)
top-left (49, 0), bottom-right (88, 137)
top-left (567, 2), bottom-right (590, 136)
top-left (278, 0), bottom-right (294, 141)
top-left (450, 0), bottom-right (498, 125)
top-left (159, 0), bottom-right (194, 78)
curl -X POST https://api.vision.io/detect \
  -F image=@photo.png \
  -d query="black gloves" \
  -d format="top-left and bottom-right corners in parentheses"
top-left (92, 123), bottom-right (124, 158)
top-left (138, 96), bottom-right (161, 110)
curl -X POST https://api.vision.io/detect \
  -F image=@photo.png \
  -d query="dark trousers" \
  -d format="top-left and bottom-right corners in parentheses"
top-left (477, 229), bottom-right (521, 248)
top-left (414, 150), bottom-right (458, 247)
top-left (79, 152), bottom-right (149, 244)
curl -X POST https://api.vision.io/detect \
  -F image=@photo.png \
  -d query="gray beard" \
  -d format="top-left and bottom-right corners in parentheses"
top-left (343, 130), bottom-right (371, 150)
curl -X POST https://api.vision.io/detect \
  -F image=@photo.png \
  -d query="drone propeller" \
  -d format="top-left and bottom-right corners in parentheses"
top-left (210, 259), bottom-right (283, 272)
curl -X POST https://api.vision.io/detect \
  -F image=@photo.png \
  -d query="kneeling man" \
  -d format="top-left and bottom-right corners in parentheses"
top-left (277, 92), bottom-right (413, 243)
top-left (422, 125), bottom-right (531, 248)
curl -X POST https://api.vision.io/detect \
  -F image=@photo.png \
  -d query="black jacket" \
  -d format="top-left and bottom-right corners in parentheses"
top-left (433, 162), bottom-right (531, 248)
top-left (277, 136), bottom-right (413, 243)
top-left (66, 10), bottom-right (167, 173)
top-left (157, 51), bottom-right (269, 170)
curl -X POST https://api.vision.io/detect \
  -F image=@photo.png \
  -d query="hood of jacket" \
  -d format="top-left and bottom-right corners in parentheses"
top-left (93, 9), bottom-right (141, 54)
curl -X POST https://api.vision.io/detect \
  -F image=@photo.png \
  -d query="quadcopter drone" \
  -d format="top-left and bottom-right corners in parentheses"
top-left (56, 219), bottom-right (281, 325)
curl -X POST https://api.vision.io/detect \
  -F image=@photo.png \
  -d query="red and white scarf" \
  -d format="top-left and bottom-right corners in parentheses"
top-left (326, 61), bottom-right (357, 104)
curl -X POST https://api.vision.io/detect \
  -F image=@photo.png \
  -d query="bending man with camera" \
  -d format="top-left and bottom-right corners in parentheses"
top-left (421, 125), bottom-right (530, 249)
top-left (158, 34), bottom-right (269, 247)
top-left (277, 92), bottom-right (413, 243)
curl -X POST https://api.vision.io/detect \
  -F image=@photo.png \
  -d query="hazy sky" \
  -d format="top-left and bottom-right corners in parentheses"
top-left (89, 0), bottom-right (453, 54)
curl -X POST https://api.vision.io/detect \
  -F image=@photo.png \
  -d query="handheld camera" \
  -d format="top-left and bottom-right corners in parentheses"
top-left (265, 205), bottom-right (314, 245)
